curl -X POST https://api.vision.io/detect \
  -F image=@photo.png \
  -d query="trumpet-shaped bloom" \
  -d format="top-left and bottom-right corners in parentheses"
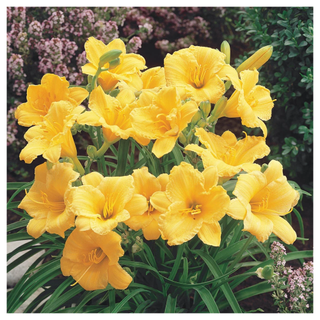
top-left (19, 101), bottom-right (84, 164)
top-left (69, 171), bottom-right (148, 235)
top-left (152, 162), bottom-right (230, 246)
top-left (124, 167), bottom-right (169, 240)
top-left (18, 162), bottom-right (79, 238)
top-left (227, 160), bottom-right (300, 244)
top-left (15, 73), bottom-right (88, 127)
top-left (82, 37), bottom-right (146, 91)
top-left (76, 85), bottom-right (139, 144)
top-left (185, 128), bottom-right (270, 180)
top-left (130, 87), bottom-right (198, 158)
top-left (61, 228), bottom-right (132, 291)
top-left (164, 45), bottom-right (239, 104)
top-left (220, 68), bottom-right (274, 137)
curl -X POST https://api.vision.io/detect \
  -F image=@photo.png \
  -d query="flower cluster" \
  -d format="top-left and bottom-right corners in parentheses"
top-left (15, 36), bottom-right (300, 292)
top-left (268, 241), bottom-right (313, 313)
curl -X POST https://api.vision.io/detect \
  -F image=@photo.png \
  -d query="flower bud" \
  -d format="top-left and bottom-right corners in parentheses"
top-left (220, 40), bottom-right (231, 64)
top-left (199, 100), bottom-right (211, 117)
top-left (99, 49), bottom-right (122, 68)
top-left (178, 132), bottom-right (187, 145)
top-left (208, 96), bottom-right (227, 123)
top-left (191, 110), bottom-right (202, 125)
top-left (237, 45), bottom-right (273, 73)
top-left (256, 265), bottom-right (274, 280)
top-left (108, 57), bottom-right (120, 70)
top-left (87, 145), bottom-right (97, 159)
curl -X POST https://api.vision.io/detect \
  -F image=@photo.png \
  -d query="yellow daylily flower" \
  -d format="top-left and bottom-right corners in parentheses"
top-left (69, 171), bottom-right (148, 235)
top-left (152, 162), bottom-right (230, 246)
top-left (227, 160), bottom-right (300, 244)
top-left (124, 167), bottom-right (169, 240)
top-left (19, 101), bottom-right (84, 164)
top-left (219, 68), bottom-right (274, 137)
top-left (130, 87), bottom-right (198, 158)
top-left (118, 66), bottom-right (166, 94)
top-left (76, 85), bottom-right (139, 144)
top-left (185, 128), bottom-right (270, 180)
top-left (61, 228), bottom-right (132, 291)
top-left (82, 37), bottom-right (146, 91)
top-left (164, 45), bottom-right (239, 104)
top-left (18, 162), bottom-right (79, 238)
top-left (15, 73), bottom-right (88, 127)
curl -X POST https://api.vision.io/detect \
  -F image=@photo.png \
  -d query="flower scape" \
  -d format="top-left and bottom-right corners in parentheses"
top-left (10, 36), bottom-right (307, 312)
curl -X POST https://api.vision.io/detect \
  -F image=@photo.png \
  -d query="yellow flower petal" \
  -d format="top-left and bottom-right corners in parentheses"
top-left (27, 219), bottom-right (47, 239)
top-left (108, 263), bottom-right (132, 290)
top-left (243, 209), bottom-right (273, 243)
top-left (124, 194), bottom-right (148, 217)
top-left (142, 219), bottom-right (161, 240)
top-left (233, 171), bottom-right (267, 205)
top-left (227, 198), bottom-right (247, 220)
top-left (166, 162), bottom-right (205, 204)
top-left (159, 201), bottom-right (203, 245)
top-left (141, 66), bottom-right (166, 89)
top-left (250, 85), bottom-right (274, 121)
top-left (197, 221), bottom-right (222, 246)
top-left (81, 171), bottom-right (104, 188)
top-left (152, 136), bottom-right (178, 158)
top-left (202, 166), bottom-right (219, 191)
top-left (265, 214), bottom-right (297, 244)
top-left (150, 191), bottom-right (171, 214)
top-left (19, 139), bottom-right (49, 164)
top-left (132, 167), bottom-right (161, 197)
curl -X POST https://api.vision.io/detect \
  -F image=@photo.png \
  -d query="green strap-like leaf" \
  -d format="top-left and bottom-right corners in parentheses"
top-left (164, 293), bottom-right (177, 313)
top-left (111, 288), bottom-right (148, 313)
top-left (192, 249), bottom-right (242, 313)
top-left (193, 286), bottom-right (220, 313)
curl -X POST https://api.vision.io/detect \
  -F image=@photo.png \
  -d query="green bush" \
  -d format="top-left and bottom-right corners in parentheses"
top-left (235, 7), bottom-right (313, 191)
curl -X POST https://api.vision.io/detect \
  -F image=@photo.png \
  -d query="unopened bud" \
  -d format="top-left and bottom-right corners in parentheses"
top-left (220, 40), bottom-right (231, 64)
top-left (99, 49), bottom-right (122, 68)
top-left (208, 96), bottom-right (227, 123)
top-left (237, 45), bottom-right (273, 73)
top-left (179, 132), bottom-right (187, 145)
top-left (191, 110), bottom-right (202, 125)
top-left (108, 58), bottom-right (120, 70)
top-left (256, 265), bottom-right (274, 280)
top-left (199, 100), bottom-right (211, 117)
top-left (87, 145), bottom-right (97, 159)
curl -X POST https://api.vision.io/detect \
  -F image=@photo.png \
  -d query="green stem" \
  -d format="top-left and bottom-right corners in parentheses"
top-left (226, 234), bottom-right (255, 272)
top-left (96, 140), bottom-right (113, 158)
top-left (71, 157), bottom-right (85, 176)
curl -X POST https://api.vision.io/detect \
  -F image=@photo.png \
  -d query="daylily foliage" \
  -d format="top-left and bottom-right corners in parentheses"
top-left (15, 36), bottom-right (301, 293)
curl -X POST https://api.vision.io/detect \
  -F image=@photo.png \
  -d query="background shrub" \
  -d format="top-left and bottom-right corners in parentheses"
top-left (235, 7), bottom-right (313, 192)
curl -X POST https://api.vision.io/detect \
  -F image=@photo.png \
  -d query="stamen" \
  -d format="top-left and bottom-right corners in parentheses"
top-left (102, 196), bottom-right (114, 219)
top-left (191, 64), bottom-right (207, 88)
top-left (179, 204), bottom-right (202, 215)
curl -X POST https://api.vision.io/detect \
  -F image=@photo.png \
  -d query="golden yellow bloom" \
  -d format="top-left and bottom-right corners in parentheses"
top-left (124, 167), bottom-right (169, 240)
top-left (15, 73), bottom-right (88, 127)
top-left (130, 87), bottom-right (198, 158)
top-left (82, 37), bottom-right (146, 91)
top-left (61, 228), bottom-right (132, 291)
top-left (76, 85), bottom-right (138, 144)
top-left (164, 45), bottom-right (239, 104)
top-left (18, 162), bottom-right (79, 238)
top-left (185, 128), bottom-right (270, 180)
top-left (19, 101), bottom-right (84, 164)
top-left (152, 162), bottom-right (230, 246)
top-left (227, 160), bottom-right (300, 244)
top-left (219, 68), bottom-right (274, 137)
top-left (69, 171), bottom-right (148, 235)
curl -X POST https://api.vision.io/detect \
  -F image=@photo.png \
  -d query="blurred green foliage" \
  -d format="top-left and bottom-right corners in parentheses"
top-left (235, 7), bottom-right (313, 192)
